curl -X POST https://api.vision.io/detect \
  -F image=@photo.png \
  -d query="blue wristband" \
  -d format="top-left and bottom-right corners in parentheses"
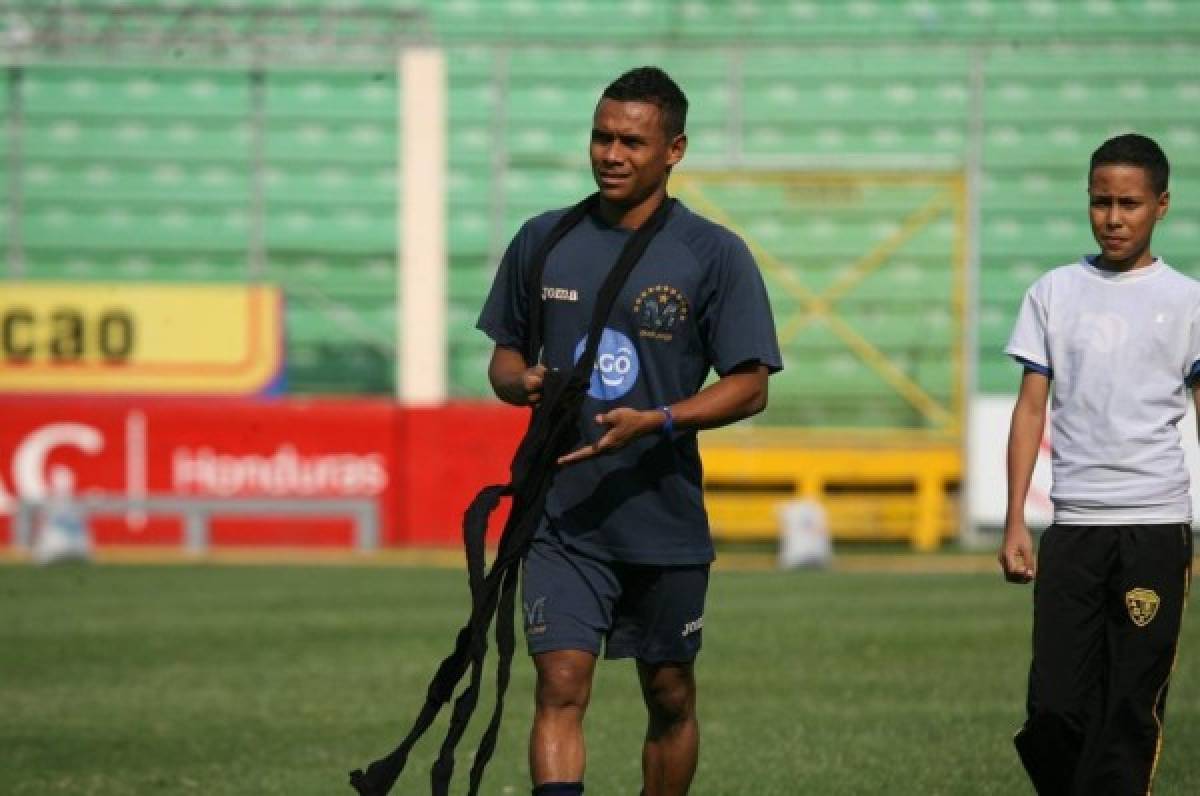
top-left (659, 405), bottom-right (674, 435)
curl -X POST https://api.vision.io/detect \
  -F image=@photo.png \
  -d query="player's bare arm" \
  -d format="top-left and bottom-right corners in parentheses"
top-left (999, 369), bottom-right (1049, 584)
top-left (488, 345), bottom-right (547, 406)
top-left (557, 361), bottom-right (768, 465)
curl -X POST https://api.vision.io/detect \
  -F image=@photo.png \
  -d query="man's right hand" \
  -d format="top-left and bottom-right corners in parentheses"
top-left (998, 521), bottom-right (1036, 584)
top-left (522, 364), bottom-right (547, 405)
top-left (488, 346), bottom-right (549, 407)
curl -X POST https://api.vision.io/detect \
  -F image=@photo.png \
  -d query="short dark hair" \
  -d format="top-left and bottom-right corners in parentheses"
top-left (601, 66), bottom-right (688, 139)
top-left (1090, 133), bottom-right (1169, 195)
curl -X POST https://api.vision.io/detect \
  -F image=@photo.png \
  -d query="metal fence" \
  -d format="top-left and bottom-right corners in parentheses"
top-left (13, 495), bottom-right (380, 553)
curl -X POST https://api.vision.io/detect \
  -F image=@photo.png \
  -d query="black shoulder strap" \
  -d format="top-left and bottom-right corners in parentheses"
top-left (524, 195), bottom-right (597, 365)
top-left (350, 194), bottom-right (676, 796)
top-left (570, 196), bottom-right (675, 385)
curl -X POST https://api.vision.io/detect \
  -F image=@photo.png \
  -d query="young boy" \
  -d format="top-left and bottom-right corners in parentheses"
top-left (999, 133), bottom-right (1198, 794)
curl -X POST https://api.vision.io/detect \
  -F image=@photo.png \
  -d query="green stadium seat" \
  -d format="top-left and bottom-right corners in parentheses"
top-left (979, 261), bottom-right (1040, 307)
top-left (22, 116), bottom-right (251, 163)
top-left (450, 122), bottom-right (493, 165)
top-left (447, 303), bottom-right (481, 339)
top-left (20, 159), bottom-right (250, 205)
top-left (23, 67), bottom-right (248, 119)
top-left (265, 253), bottom-right (395, 299)
top-left (287, 341), bottom-right (394, 394)
top-left (450, 80), bottom-right (499, 124)
top-left (441, 0), bottom-right (671, 41)
top-left (743, 46), bottom-right (971, 79)
top-left (743, 78), bottom-right (968, 125)
top-left (507, 83), bottom-right (592, 124)
top-left (287, 300), bottom-right (394, 345)
top-left (503, 167), bottom-right (591, 206)
top-left (263, 120), bottom-right (394, 164)
top-left (978, 354), bottom-right (1019, 394)
top-left (21, 197), bottom-right (249, 253)
top-left (679, 125), bottom-right (731, 158)
top-left (264, 72), bottom-right (397, 121)
top-left (448, 340), bottom-right (496, 398)
top-left (772, 350), bottom-right (894, 397)
top-left (505, 120), bottom-right (588, 158)
top-left (265, 163), bottom-right (394, 205)
top-left (23, 249), bottom-right (251, 283)
top-left (740, 121), bottom-right (964, 157)
top-left (447, 209), bottom-right (492, 259)
top-left (851, 307), bottom-right (955, 352)
top-left (448, 165), bottom-right (492, 205)
top-left (783, 305), bottom-right (954, 356)
top-left (263, 202), bottom-right (395, 252)
top-left (447, 45), bottom-right (498, 79)
top-left (449, 263), bottom-right (497, 308)
top-left (12, 2), bottom-right (1200, 408)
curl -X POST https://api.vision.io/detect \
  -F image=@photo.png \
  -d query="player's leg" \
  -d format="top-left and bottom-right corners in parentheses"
top-left (607, 563), bottom-right (709, 796)
top-left (531, 649), bottom-right (596, 787)
top-left (523, 537), bottom-right (620, 793)
top-left (1072, 523), bottom-right (1191, 795)
top-left (1014, 524), bottom-right (1113, 793)
top-left (637, 659), bottom-right (698, 796)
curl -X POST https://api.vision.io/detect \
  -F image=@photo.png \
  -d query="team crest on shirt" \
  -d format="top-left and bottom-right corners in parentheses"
top-left (1125, 588), bottom-right (1161, 627)
top-left (634, 285), bottom-right (690, 342)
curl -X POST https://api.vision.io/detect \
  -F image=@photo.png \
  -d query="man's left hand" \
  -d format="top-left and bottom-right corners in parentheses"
top-left (556, 408), bottom-right (665, 465)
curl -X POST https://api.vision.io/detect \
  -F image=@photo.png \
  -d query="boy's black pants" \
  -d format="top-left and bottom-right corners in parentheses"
top-left (1015, 523), bottom-right (1192, 796)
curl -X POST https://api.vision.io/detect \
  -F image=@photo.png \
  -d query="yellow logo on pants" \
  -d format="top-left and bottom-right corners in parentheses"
top-left (1126, 588), bottom-right (1161, 627)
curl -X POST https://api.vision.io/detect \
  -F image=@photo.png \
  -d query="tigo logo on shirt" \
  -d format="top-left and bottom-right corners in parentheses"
top-left (574, 328), bottom-right (639, 400)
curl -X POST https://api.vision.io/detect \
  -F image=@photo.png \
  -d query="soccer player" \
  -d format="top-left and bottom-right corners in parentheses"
top-left (476, 67), bottom-right (781, 796)
top-left (999, 133), bottom-right (1197, 794)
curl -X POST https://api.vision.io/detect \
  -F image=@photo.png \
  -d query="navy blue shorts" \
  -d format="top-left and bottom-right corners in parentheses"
top-left (521, 535), bottom-right (710, 663)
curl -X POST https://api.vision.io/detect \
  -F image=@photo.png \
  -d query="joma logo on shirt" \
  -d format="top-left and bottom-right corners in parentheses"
top-left (542, 286), bottom-right (578, 302)
top-left (681, 617), bottom-right (704, 637)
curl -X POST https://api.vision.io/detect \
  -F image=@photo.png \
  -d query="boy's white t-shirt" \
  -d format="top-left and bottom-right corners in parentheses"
top-left (1006, 257), bottom-right (1200, 525)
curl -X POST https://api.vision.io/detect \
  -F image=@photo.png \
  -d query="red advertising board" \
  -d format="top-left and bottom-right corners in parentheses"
top-left (398, 403), bottom-right (527, 546)
top-left (0, 397), bottom-right (529, 549)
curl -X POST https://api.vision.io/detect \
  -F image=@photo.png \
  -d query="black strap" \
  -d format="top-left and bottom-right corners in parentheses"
top-left (350, 194), bottom-right (676, 796)
top-left (525, 195), bottom-right (597, 365)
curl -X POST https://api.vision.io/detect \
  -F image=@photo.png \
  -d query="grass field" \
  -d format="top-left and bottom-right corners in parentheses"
top-left (3, 561), bottom-right (1200, 795)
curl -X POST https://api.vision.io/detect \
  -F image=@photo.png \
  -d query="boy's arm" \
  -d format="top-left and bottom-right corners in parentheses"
top-left (998, 369), bottom-right (1050, 584)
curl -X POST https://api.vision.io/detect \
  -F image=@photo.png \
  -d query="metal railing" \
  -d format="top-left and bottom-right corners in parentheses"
top-left (12, 495), bottom-right (380, 553)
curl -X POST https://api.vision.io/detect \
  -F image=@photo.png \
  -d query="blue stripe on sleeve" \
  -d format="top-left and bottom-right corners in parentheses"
top-left (1187, 359), bottom-right (1200, 388)
top-left (1013, 356), bottom-right (1052, 379)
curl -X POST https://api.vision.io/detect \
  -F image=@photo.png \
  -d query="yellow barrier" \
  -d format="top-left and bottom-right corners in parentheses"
top-left (701, 433), bottom-right (961, 551)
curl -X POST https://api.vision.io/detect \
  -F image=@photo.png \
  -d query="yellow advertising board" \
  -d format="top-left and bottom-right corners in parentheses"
top-left (0, 282), bottom-right (283, 394)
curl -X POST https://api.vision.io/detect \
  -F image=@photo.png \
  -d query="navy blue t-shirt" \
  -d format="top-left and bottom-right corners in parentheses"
top-left (476, 201), bottom-right (782, 565)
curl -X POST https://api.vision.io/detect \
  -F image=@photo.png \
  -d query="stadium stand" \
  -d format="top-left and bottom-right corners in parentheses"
top-left (5, 2), bottom-right (1200, 408)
